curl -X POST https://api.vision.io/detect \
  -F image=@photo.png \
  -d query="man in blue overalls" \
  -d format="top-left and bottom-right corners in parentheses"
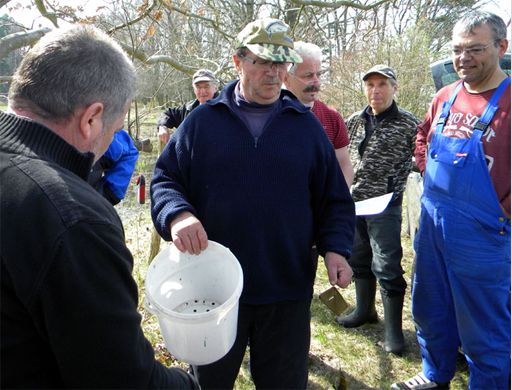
top-left (393, 11), bottom-right (510, 390)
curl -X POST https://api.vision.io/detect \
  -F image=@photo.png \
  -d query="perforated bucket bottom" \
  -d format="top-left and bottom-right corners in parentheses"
top-left (173, 298), bottom-right (221, 314)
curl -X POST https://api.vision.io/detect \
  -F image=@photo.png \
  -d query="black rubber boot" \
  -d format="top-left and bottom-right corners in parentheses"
top-left (381, 292), bottom-right (405, 355)
top-left (336, 278), bottom-right (378, 328)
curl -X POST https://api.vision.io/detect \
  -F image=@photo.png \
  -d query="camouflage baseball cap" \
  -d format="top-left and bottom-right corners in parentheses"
top-left (235, 18), bottom-right (303, 64)
top-left (363, 64), bottom-right (397, 81)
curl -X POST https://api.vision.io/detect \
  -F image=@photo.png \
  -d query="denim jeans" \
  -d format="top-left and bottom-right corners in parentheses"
top-left (349, 204), bottom-right (406, 294)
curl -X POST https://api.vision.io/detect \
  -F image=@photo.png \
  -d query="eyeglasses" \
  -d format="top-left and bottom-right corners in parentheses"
top-left (240, 55), bottom-right (291, 71)
top-left (451, 43), bottom-right (494, 57)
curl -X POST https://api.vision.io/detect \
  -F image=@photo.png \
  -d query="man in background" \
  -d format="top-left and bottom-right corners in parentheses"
top-left (157, 68), bottom-right (219, 144)
top-left (337, 65), bottom-right (419, 356)
top-left (284, 41), bottom-right (354, 187)
top-left (88, 128), bottom-right (139, 205)
top-left (0, 25), bottom-right (198, 389)
top-left (393, 11), bottom-right (510, 390)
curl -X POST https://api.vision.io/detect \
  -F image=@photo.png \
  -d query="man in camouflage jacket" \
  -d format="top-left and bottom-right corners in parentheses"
top-left (337, 65), bottom-right (419, 356)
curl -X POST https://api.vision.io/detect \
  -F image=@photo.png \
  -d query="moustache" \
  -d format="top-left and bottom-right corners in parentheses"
top-left (303, 85), bottom-right (320, 93)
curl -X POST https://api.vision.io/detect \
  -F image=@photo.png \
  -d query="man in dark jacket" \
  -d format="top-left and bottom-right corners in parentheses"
top-left (156, 68), bottom-right (219, 144)
top-left (336, 65), bottom-right (419, 356)
top-left (151, 18), bottom-right (355, 389)
top-left (0, 25), bottom-right (198, 389)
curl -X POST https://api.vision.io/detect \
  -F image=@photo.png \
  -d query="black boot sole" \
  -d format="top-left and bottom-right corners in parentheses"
top-left (336, 311), bottom-right (378, 328)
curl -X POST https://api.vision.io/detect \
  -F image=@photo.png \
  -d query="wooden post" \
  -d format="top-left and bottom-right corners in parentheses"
top-left (147, 134), bottom-right (167, 264)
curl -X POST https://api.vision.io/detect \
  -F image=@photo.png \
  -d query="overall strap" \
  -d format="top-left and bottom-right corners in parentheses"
top-left (435, 81), bottom-right (464, 134)
top-left (473, 77), bottom-right (511, 132)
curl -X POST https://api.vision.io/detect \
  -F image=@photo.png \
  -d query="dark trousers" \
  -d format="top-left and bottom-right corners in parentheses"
top-left (350, 204), bottom-right (406, 295)
top-left (192, 300), bottom-right (311, 389)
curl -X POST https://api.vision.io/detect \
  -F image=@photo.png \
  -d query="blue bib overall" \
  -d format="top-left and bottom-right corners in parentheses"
top-left (412, 78), bottom-right (511, 389)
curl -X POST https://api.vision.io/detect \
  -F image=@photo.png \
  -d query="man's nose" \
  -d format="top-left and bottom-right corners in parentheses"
top-left (267, 64), bottom-right (280, 75)
top-left (459, 49), bottom-right (473, 61)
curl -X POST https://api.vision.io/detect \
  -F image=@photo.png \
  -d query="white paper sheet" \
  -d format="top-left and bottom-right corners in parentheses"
top-left (354, 193), bottom-right (394, 216)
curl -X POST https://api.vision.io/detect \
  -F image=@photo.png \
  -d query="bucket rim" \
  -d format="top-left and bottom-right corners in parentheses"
top-left (145, 241), bottom-right (244, 320)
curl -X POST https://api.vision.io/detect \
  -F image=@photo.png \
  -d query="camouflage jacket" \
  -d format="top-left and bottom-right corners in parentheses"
top-left (347, 102), bottom-right (419, 203)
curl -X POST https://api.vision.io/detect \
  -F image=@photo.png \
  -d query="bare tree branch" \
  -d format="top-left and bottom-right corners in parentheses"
top-left (0, 0), bottom-right (11, 8)
top-left (0, 27), bottom-right (50, 60)
top-left (289, 0), bottom-right (391, 10)
top-left (107, 0), bottom-right (158, 35)
top-left (161, 1), bottom-right (234, 41)
top-left (34, 0), bottom-right (59, 28)
top-left (119, 42), bottom-right (197, 75)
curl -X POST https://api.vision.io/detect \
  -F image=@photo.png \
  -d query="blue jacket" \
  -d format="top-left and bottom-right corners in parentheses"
top-left (151, 81), bottom-right (355, 304)
top-left (88, 129), bottom-right (138, 205)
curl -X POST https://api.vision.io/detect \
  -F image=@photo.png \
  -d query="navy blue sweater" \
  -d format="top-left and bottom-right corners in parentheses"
top-left (151, 81), bottom-right (355, 304)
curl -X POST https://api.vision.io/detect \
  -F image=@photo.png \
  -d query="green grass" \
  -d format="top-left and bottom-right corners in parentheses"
top-left (117, 111), bottom-right (470, 390)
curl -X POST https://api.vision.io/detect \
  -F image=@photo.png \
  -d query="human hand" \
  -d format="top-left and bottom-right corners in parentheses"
top-left (157, 126), bottom-right (170, 144)
top-left (170, 211), bottom-right (208, 255)
top-left (324, 252), bottom-right (353, 288)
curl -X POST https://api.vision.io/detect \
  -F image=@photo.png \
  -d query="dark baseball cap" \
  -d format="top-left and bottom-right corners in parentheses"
top-left (192, 69), bottom-right (217, 84)
top-left (362, 64), bottom-right (397, 81)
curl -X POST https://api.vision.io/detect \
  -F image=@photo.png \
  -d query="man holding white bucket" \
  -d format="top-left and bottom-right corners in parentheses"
top-left (151, 18), bottom-right (355, 389)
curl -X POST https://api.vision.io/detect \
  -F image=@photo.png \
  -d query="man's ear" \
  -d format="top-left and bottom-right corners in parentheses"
top-left (233, 54), bottom-right (242, 73)
top-left (283, 72), bottom-right (290, 86)
top-left (78, 102), bottom-right (104, 141)
top-left (498, 38), bottom-right (509, 57)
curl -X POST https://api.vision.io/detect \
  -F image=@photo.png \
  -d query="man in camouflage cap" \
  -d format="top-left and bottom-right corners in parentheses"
top-left (150, 18), bottom-right (355, 389)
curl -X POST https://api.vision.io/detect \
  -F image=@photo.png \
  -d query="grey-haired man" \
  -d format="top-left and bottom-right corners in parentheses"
top-left (151, 18), bottom-right (355, 389)
top-left (157, 68), bottom-right (219, 144)
top-left (0, 25), bottom-right (198, 389)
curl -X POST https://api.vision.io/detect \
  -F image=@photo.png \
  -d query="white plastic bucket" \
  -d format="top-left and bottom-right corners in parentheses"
top-left (145, 240), bottom-right (243, 365)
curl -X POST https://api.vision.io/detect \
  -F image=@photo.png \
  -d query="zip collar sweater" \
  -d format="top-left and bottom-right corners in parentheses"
top-left (151, 81), bottom-right (355, 304)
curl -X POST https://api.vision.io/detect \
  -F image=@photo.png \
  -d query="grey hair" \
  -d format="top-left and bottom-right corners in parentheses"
top-left (453, 11), bottom-right (507, 43)
top-left (289, 41), bottom-right (322, 75)
top-left (8, 25), bottom-right (136, 126)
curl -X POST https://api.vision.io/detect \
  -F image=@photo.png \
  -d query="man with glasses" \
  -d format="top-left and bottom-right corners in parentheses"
top-left (284, 41), bottom-right (354, 187)
top-left (393, 11), bottom-right (510, 390)
top-left (151, 18), bottom-right (355, 389)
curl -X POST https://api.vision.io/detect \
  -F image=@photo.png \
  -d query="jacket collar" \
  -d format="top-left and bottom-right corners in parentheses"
top-left (0, 111), bottom-right (94, 180)
top-left (359, 100), bottom-right (399, 122)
